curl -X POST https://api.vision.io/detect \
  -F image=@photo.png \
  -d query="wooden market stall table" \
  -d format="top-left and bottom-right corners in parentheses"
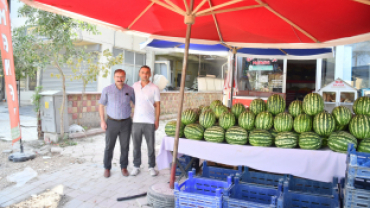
top-left (156, 137), bottom-right (346, 183)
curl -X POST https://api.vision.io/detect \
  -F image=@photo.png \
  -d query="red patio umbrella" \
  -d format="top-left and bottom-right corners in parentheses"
top-left (21, 0), bottom-right (370, 188)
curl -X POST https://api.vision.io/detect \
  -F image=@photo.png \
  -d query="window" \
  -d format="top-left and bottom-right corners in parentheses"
top-left (321, 58), bottom-right (335, 88)
top-left (112, 48), bottom-right (146, 86)
top-left (323, 92), bottom-right (336, 103)
top-left (340, 92), bottom-right (355, 103)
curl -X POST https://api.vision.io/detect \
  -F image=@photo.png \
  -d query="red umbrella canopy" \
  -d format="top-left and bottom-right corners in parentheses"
top-left (22, 0), bottom-right (370, 48)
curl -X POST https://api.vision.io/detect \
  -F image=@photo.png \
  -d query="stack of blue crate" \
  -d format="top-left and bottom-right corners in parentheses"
top-left (343, 143), bottom-right (370, 208)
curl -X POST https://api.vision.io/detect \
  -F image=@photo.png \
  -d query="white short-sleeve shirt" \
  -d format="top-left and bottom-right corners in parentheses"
top-left (132, 81), bottom-right (160, 124)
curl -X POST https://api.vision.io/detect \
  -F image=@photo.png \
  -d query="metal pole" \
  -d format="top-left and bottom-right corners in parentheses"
top-left (229, 49), bottom-right (236, 107)
top-left (169, 0), bottom-right (194, 189)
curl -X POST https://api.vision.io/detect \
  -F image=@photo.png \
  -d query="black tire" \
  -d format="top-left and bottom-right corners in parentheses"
top-left (146, 183), bottom-right (175, 208)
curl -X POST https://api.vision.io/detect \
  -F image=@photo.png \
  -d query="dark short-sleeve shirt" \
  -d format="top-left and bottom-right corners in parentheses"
top-left (99, 84), bottom-right (135, 119)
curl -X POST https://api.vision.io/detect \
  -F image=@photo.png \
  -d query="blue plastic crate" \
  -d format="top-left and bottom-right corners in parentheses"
top-left (223, 177), bottom-right (283, 208)
top-left (343, 187), bottom-right (370, 208)
top-left (345, 173), bottom-right (370, 190)
top-left (241, 167), bottom-right (286, 188)
top-left (202, 161), bottom-right (242, 181)
top-left (278, 181), bottom-right (340, 208)
top-left (286, 175), bottom-right (338, 196)
top-left (175, 171), bottom-right (233, 208)
top-left (171, 155), bottom-right (200, 176)
top-left (346, 143), bottom-right (370, 180)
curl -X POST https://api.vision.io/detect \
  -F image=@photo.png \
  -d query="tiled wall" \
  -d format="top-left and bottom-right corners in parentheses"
top-left (67, 92), bottom-right (223, 128)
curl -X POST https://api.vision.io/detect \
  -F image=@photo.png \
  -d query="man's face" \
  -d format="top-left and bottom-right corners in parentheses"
top-left (114, 71), bottom-right (126, 86)
top-left (139, 67), bottom-right (151, 82)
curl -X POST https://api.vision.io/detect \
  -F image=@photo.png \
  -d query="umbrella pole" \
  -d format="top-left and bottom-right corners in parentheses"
top-left (170, 0), bottom-right (194, 189)
top-left (229, 48), bottom-right (237, 107)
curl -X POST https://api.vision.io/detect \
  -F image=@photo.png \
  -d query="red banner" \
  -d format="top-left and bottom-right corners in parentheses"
top-left (0, 1), bottom-right (21, 144)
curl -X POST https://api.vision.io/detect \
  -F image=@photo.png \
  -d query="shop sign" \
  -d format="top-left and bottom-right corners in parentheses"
top-left (332, 80), bottom-right (345, 88)
top-left (0, 1), bottom-right (22, 144)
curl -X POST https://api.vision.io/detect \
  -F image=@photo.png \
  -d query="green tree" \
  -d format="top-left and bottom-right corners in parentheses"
top-left (17, 5), bottom-right (101, 139)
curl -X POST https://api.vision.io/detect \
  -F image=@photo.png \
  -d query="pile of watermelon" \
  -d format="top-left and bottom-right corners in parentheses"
top-left (164, 94), bottom-right (370, 154)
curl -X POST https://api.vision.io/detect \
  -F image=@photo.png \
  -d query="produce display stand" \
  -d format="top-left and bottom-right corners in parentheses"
top-left (157, 137), bottom-right (347, 183)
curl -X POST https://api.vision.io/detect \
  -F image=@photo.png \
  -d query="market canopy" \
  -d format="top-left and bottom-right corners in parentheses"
top-left (141, 39), bottom-right (334, 59)
top-left (21, 0), bottom-right (370, 49)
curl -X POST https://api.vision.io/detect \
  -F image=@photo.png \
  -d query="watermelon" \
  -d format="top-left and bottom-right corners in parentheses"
top-left (238, 110), bottom-right (256, 131)
top-left (255, 111), bottom-right (274, 130)
top-left (249, 130), bottom-right (274, 147)
top-left (313, 112), bottom-right (336, 137)
top-left (299, 132), bottom-right (322, 150)
top-left (327, 131), bottom-right (357, 153)
top-left (184, 124), bottom-right (204, 140)
top-left (214, 105), bottom-right (229, 119)
top-left (302, 93), bottom-right (324, 116)
top-left (165, 121), bottom-right (185, 137)
top-left (289, 100), bottom-right (304, 117)
top-left (267, 94), bottom-right (286, 115)
top-left (268, 129), bottom-right (279, 139)
top-left (201, 106), bottom-right (211, 113)
top-left (274, 112), bottom-right (293, 132)
top-left (192, 108), bottom-right (200, 120)
top-left (199, 105), bottom-right (205, 112)
top-left (181, 108), bottom-right (198, 125)
top-left (204, 126), bottom-right (225, 143)
top-left (232, 103), bottom-right (246, 119)
top-left (322, 137), bottom-right (328, 147)
top-left (334, 125), bottom-right (347, 132)
top-left (349, 115), bottom-right (370, 139)
top-left (353, 97), bottom-right (370, 116)
top-left (199, 110), bottom-right (216, 128)
top-left (219, 112), bottom-right (236, 130)
top-left (358, 139), bottom-right (370, 153)
top-left (210, 100), bottom-right (223, 112)
top-left (275, 132), bottom-right (298, 148)
top-left (225, 126), bottom-right (248, 145)
top-left (293, 114), bottom-right (312, 133)
top-left (332, 106), bottom-right (352, 126)
top-left (249, 99), bottom-right (267, 115)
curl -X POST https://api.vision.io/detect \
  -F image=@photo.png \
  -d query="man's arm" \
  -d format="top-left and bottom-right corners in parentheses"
top-left (99, 105), bottom-right (107, 131)
top-left (154, 101), bottom-right (160, 130)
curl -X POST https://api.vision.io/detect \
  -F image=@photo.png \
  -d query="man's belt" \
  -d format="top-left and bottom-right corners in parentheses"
top-left (108, 116), bottom-right (129, 121)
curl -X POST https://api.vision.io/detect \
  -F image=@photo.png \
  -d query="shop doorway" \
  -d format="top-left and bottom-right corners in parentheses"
top-left (286, 60), bottom-right (316, 106)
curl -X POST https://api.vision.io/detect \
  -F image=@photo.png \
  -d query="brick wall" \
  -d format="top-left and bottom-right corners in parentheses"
top-left (67, 93), bottom-right (102, 128)
top-left (67, 91), bottom-right (223, 127)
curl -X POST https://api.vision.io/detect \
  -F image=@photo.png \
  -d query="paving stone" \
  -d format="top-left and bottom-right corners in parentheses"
top-left (63, 198), bottom-right (84, 208)
top-left (96, 198), bottom-right (117, 208)
top-left (86, 195), bottom-right (107, 205)
top-left (76, 192), bottom-right (95, 202)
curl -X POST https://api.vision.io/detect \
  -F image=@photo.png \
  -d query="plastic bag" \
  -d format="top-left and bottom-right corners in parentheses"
top-left (7, 167), bottom-right (38, 187)
top-left (69, 124), bottom-right (85, 134)
top-left (153, 75), bottom-right (168, 91)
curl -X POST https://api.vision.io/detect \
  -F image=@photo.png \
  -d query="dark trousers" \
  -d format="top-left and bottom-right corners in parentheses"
top-left (103, 118), bottom-right (132, 170)
top-left (132, 123), bottom-right (155, 168)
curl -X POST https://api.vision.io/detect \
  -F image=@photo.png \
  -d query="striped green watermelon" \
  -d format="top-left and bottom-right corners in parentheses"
top-left (181, 109), bottom-right (198, 125)
top-left (238, 110), bottom-right (256, 131)
top-left (358, 139), bottom-right (370, 153)
top-left (322, 137), bottom-right (328, 147)
top-left (332, 106), bottom-right (352, 126)
top-left (201, 106), bottom-right (211, 114)
top-left (302, 93), bottom-right (324, 116)
top-left (334, 124), bottom-right (347, 132)
top-left (255, 111), bottom-right (274, 130)
top-left (225, 126), bottom-right (248, 145)
top-left (267, 94), bottom-right (286, 115)
top-left (199, 105), bottom-right (205, 112)
top-left (231, 103), bottom-right (246, 119)
top-left (204, 126), bottom-right (225, 143)
top-left (192, 108), bottom-right (200, 120)
top-left (293, 114), bottom-right (312, 133)
top-left (249, 99), bottom-right (267, 115)
top-left (289, 100), bottom-right (304, 117)
top-left (349, 115), bottom-right (370, 139)
top-left (274, 112), bottom-right (293, 132)
top-left (249, 130), bottom-right (273, 147)
top-left (184, 124), bottom-right (204, 140)
top-left (327, 131), bottom-right (357, 153)
top-left (199, 110), bottom-right (216, 128)
top-left (214, 105), bottom-right (229, 119)
top-left (275, 132), bottom-right (298, 148)
top-left (165, 121), bottom-right (185, 137)
top-left (299, 132), bottom-right (322, 150)
top-left (313, 112), bottom-right (336, 137)
top-left (268, 128), bottom-right (279, 139)
top-left (219, 112), bottom-right (236, 130)
top-left (210, 100), bottom-right (223, 112)
top-left (353, 97), bottom-right (370, 116)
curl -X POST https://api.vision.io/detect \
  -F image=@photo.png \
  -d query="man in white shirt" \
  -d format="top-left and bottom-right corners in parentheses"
top-left (131, 65), bottom-right (160, 176)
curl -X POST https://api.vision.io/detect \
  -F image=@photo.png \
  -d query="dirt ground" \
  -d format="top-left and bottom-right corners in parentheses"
top-left (0, 140), bottom-right (81, 190)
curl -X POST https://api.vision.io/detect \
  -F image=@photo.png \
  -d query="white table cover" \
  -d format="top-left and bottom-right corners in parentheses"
top-left (156, 137), bottom-right (347, 182)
